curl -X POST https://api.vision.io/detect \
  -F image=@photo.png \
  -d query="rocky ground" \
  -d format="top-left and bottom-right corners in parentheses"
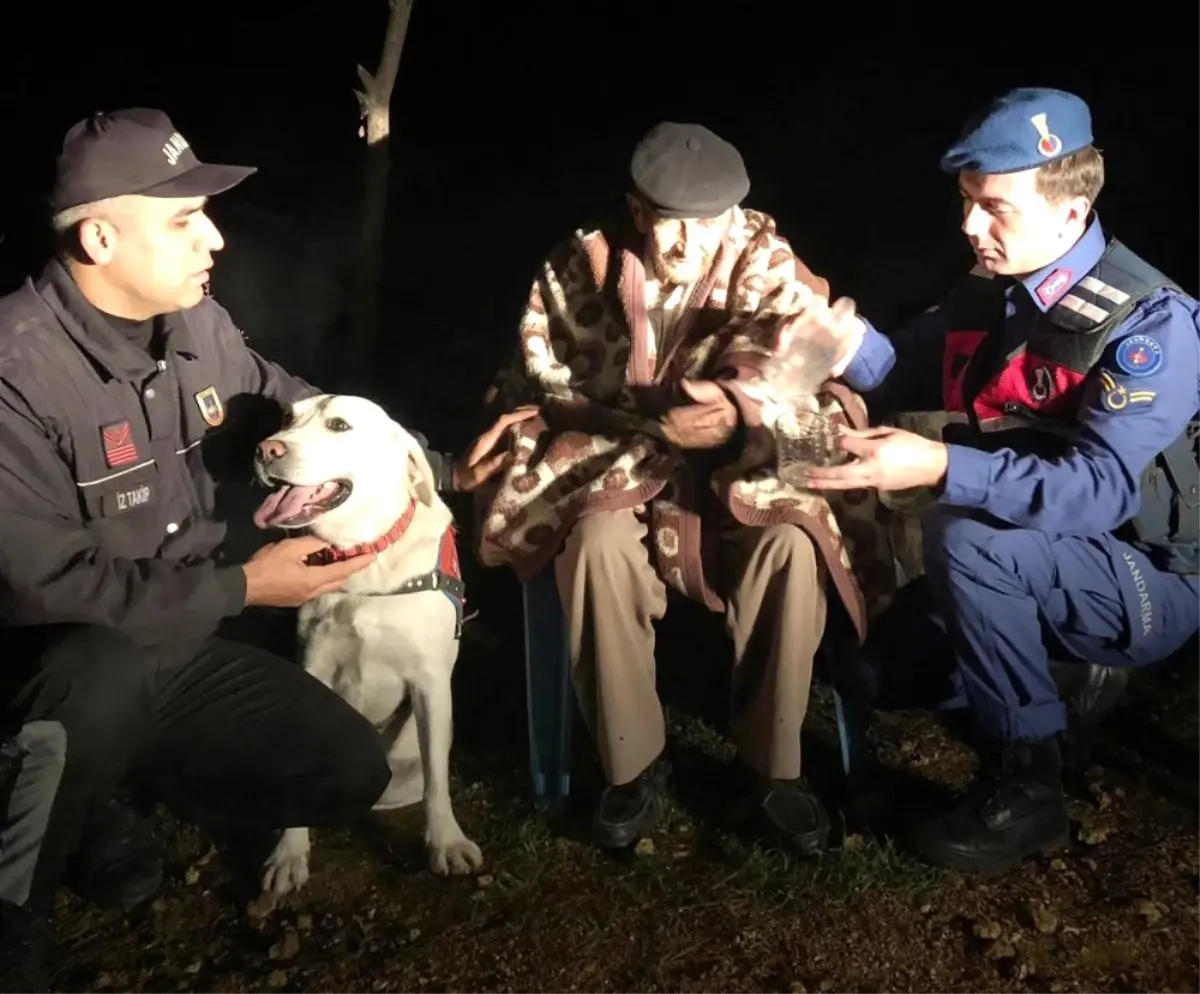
top-left (51, 604), bottom-right (1199, 993)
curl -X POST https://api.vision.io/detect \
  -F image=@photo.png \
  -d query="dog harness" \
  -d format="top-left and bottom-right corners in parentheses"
top-left (307, 503), bottom-right (467, 638)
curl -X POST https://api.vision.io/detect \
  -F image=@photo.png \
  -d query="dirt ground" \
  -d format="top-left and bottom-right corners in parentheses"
top-left (50, 605), bottom-right (1199, 994)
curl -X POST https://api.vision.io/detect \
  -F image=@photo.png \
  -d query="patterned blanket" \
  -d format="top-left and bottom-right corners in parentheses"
top-left (473, 207), bottom-right (895, 640)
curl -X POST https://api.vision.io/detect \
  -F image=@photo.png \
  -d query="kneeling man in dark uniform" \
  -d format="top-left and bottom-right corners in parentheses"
top-left (0, 109), bottom-right (525, 988)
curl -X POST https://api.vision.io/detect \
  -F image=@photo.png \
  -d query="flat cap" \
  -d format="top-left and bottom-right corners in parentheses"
top-left (49, 108), bottom-right (256, 214)
top-left (630, 122), bottom-right (750, 219)
top-left (940, 87), bottom-right (1094, 175)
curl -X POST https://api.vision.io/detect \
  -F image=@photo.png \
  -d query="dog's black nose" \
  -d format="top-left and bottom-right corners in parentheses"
top-left (258, 438), bottom-right (287, 462)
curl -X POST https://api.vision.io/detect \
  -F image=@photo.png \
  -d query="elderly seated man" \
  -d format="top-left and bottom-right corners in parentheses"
top-left (474, 122), bottom-right (892, 854)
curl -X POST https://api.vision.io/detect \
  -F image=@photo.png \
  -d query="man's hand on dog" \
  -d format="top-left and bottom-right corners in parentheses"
top-left (452, 406), bottom-right (540, 492)
top-left (242, 536), bottom-right (377, 608)
top-left (660, 379), bottom-right (738, 449)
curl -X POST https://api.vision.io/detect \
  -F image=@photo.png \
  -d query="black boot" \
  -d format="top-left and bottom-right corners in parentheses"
top-left (753, 774), bottom-right (831, 856)
top-left (1050, 661), bottom-right (1130, 774)
top-left (66, 791), bottom-right (163, 911)
top-left (0, 899), bottom-right (52, 993)
top-left (913, 736), bottom-right (1069, 874)
top-left (592, 761), bottom-right (664, 849)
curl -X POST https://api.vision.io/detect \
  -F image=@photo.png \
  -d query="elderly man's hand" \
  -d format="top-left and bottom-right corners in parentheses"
top-left (660, 379), bottom-right (739, 449)
top-left (452, 406), bottom-right (540, 492)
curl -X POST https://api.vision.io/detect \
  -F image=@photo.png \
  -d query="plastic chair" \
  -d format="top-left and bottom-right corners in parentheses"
top-left (521, 565), bottom-right (871, 812)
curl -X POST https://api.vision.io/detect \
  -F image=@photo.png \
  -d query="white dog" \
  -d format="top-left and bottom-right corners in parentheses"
top-left (251, 394), bottom-right (484, 894)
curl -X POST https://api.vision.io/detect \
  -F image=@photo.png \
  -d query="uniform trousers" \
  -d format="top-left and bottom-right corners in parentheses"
top-left (854, 507), bottom-right (1199, 741)
top-left (0, 624), bottom-right (390, 908)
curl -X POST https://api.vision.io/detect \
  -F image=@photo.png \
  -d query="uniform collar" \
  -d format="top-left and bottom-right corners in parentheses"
top-left (1018, 214), bottom-right (1107, 313)
top-left (34, 258), bottom-right (201, 382)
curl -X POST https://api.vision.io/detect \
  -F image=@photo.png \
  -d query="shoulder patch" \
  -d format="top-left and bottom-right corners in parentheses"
top-left (1098, 369), bottom-right (1157, 412)
top-left (101, 421), bottom-right (139, 468)
top-left (1113, 334), bottom-right (1163, 377)
top-left (1035, 268), bottom-right (1072, 307)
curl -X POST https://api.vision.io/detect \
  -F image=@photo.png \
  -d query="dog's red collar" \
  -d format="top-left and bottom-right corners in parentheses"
top-left (308, 501), bottom-right (417, 564)
top-left (305, 508), bottom-right (466, 638)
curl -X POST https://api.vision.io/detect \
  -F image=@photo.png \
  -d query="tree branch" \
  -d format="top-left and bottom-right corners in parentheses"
top-left (341, 0), bottom-right (416, 389)
top-left (352, 0), bottom-right (412, 144)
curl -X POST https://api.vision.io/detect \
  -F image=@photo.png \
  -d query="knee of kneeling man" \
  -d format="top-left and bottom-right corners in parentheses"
top-left (921, 506), bottom-right (992, 560)
top-left (38, 625), bottom-right (157, 712)
top-left (921, 507), bottom-right (1036, 580)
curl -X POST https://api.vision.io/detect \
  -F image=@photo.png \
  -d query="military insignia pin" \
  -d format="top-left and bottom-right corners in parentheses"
top-left (195, 386), bottom-right (225, 427)
top-left (1030, 112), bottom-right (1062, 158)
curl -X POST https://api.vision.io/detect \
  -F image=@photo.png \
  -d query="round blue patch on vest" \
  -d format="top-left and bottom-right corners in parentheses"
top-left (1113, 334), bottom-right (1163, 377)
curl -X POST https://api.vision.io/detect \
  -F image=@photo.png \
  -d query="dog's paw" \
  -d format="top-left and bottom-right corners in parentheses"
top-left (262, 849), bottom-right (310, 895)
top-left (427, 833), bottom-right (484, 876)
top-left (261, 829), bottom-right (311, 895)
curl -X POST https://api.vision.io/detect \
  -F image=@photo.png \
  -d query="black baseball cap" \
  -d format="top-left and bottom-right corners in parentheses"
top-left (48, 108), bottom-right (257, 214)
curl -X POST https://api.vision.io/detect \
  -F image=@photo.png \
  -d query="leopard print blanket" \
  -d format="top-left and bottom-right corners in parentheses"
top-left (473, 207), bottom-right (895, 640)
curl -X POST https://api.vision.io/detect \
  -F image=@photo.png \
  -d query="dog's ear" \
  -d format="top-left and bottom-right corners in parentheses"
top-left (404, 438), bottom-right (438, 507)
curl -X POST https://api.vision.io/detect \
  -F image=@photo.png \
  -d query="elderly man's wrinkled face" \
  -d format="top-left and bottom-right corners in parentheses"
top-left (628, 195), bottom-right (730, 286)
top-left (75, 194), bottom-right (225, 318)
top-left (958, 168), bottom-right (1089, 277)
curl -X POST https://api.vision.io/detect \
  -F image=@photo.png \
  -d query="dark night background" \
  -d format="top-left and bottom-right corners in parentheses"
top-left (1, 3), bottom-right (1194, 443)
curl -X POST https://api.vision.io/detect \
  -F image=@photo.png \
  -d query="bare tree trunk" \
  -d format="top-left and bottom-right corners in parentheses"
top-left (344, 0), bottom-right (413, 390)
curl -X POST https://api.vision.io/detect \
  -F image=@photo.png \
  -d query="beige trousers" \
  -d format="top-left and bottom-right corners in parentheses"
top-left (554, 507), bottom-right (826, 785)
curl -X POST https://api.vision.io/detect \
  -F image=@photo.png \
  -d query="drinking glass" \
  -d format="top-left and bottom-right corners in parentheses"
top-left (774, 409), bottom-right (848, 487)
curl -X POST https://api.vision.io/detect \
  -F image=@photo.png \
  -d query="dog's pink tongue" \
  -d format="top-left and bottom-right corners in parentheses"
top-left (253, 483), bottom-right (334, 529)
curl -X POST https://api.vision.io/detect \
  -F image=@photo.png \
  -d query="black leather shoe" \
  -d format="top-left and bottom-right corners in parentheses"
top-left (0, 899), bottom-right (51, 993)
top-left (913, 737), bottom-right (1069, 874)
top-left (592, 764), bottom-right (663, 849)
top-left (66, 792), bottom-right (163, 911)
top-left (755, 776), bottom-right (831, 856)
top-left (1050, 661), bottom-right (1130, 774)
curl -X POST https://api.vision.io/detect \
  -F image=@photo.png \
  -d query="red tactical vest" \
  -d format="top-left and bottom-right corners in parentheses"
top-left (935, 240), bottom-right (1176, 443)
top-left (927, 238), bottom-right (1199, 575)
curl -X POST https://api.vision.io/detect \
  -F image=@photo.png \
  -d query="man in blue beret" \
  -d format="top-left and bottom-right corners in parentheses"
top-left (795, 87), bottom-right (1199, 873)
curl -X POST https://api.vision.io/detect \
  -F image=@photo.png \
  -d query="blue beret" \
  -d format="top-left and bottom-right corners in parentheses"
top-left (940, 87), bottom-right (1094, 175)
